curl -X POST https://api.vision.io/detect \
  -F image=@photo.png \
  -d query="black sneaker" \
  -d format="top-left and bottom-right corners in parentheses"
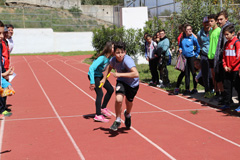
top-left (110, 121), bottom-right (121, 131)
top-left (191, 89), bottom-right (198, 94)
top-left (183, 90), bottom-right (191, 95)
top-left (124, 110), bottom-right (131, 129)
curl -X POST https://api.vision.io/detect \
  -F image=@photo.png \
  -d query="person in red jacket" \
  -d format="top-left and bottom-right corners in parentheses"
top-left (219, 24), bottom-right (240, 111)
top-left (2, 26), bottom-right (10, 72)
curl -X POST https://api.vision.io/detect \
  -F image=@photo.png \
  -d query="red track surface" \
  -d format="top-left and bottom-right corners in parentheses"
top-left (1, 55), bottom-right (240, 160)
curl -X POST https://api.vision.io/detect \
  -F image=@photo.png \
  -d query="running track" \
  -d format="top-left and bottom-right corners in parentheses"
top-left (1, 55), bottom-right (240, 159)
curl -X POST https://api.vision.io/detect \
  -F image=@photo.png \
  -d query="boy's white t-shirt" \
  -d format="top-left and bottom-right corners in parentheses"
top-left (7, 37), bottom-right (14, 53)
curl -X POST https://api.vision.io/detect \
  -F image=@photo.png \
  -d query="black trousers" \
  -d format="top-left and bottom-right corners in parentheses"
top-left (91, 77), bottom-right (114, 115)
top-left (201, 55), bottom-right (210, 92)
top-left (158, 56), bottom-right (170, 85)
top-left (185, 57), bottom-right (197, 90)
top-left (223, 71), bottom-right (240, 105)
top-left (149, 57), bottom-right (160, 84)
top-left (198, 77), bottom-right (214, 91)
top-left (176, 71), bottom-right (185, 88)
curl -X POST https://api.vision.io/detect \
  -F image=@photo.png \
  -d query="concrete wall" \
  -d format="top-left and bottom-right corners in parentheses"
top-left (6, 0), bottom-right (81, 9)
top-left (12, 28), bottom-right (94, 54)
top-left (81, 5), bottom-right (113, 23)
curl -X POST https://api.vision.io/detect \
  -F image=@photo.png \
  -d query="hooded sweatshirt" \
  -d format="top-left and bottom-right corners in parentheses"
top-left (214, 21), bottom-right (231, 72)
top-left (157, 36), bottom-right (170, 56)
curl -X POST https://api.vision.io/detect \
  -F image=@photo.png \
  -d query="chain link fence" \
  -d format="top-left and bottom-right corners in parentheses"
top-left (0, 5), bottom-right (113, 32)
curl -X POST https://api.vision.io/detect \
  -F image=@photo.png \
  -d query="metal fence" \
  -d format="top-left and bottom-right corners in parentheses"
top-left (0, 5), bottom-right (113, 32)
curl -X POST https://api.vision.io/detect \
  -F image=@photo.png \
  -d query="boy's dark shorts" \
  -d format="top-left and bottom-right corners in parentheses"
top-left (208, 59), bottom-right (214, 69)
top-left (115, 81), bottom-right (139, 102)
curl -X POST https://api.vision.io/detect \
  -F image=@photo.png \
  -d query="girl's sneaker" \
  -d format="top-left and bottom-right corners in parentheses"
top-left (101, 108), bottom-right (111, 118)
top-left (93, 115), bottom-right (109, 123)
top-left (235, 106), bottom-right (240, 113)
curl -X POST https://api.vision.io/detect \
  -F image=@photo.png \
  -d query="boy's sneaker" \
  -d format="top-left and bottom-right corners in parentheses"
top-left (235, 106), bottom-right (240, 113)
top-left (93, 115), bottom-right (109, 123)
top-left (110, 121), bottom-right (121, 131)
top-left (183, 90), bottom-right (191, 95)
top-left (190, 89), bottom-right (198, 94)
top-left (101, 108), bottom-right (111, 118)
top-left (124, 110), bottom-right (131, 129)
top-left (2, 110), bottom-right (12, 117)
top-left (173, 88), bottom-right (179, 95)
top-left (219, 105), bottom-right (230, 111)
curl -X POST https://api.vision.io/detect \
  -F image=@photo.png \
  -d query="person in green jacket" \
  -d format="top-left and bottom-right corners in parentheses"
top-left (208, 14), bottom-right (221, 96)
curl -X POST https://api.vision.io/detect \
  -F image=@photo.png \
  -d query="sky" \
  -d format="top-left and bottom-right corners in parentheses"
top-left (124, 0), bottom-right (182, 16)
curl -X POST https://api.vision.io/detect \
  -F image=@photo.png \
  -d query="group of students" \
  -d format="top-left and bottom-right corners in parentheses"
top-left (0, 20), bottom-right (16, 118)
top-left (144, 10), bottom-right (240, 112)
top-left (88, 41), bottom-right (139, 131)
top-left (144, 29), bottom-right (171, 88)
top-left (174, 10), bottom-right (240, 112)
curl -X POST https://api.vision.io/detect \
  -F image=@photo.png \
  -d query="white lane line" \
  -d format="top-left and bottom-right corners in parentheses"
top-left (23, 56), bottom-right (85, 160)
top-left (62, 56), bottom-right (240, 148)
top-left (5, 109), bottom-right (213, 122)
top-left (0, 118), bottom-right (5, 160)
top-left (136, 96), bottom-right (240, 147)
top-left (131, 108), bottom-right (212, 114)
top-left (140, 83), bottom-right (218, 110)
top-left (5, 115), bottom-right (86, 122)
top-left (38, 56), bottom-right (176, 160)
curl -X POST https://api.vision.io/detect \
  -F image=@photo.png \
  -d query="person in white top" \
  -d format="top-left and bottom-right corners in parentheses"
top-left (6, 24), bottom-right (14, 53)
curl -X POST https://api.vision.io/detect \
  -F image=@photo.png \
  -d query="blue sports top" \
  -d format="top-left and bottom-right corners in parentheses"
top-left (88, 55), bottom-right (110, 84)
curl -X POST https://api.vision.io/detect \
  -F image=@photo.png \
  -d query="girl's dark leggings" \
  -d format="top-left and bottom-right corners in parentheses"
top-left (185, 56), bottom-right (197, 90)
top-left (94, 77), bottom-right (114, 115)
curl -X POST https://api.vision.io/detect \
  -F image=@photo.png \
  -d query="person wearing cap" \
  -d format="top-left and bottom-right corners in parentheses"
top-left (197, 16), bottom-right (213, 98)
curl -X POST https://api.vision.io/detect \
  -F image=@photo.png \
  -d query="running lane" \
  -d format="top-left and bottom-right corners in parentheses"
top-left (2, 55), bottom-right (175, 160)
top-left (58, 55), bottom-right (240, 159)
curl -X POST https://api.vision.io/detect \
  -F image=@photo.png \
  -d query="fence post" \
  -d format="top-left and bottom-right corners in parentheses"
top-left (22, 7), bottom-right (25, 28)
top-left (156, 0), bottom-right (158, 19)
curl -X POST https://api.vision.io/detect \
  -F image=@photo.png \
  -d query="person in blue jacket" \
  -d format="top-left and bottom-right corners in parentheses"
top-left (88, 42), bottom-right (114, 123)
top-left (179, 24), bottom-right (200, 95)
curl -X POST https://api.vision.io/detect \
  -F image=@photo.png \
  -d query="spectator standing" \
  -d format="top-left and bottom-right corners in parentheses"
top-left (214, 10), bottom-right (231, 103)
top-left (156, 29), bottom-right (170, 87)
top-left (197, 16), bottom-right (213, 98)
top-left (179, 24), bottom-right (200, 95)
top-left (6, 24), bottom-right (14, 53)
top-left (145, 35), bottom-right (159, 86)
top-left (219, 25), bottom-right (240, 111)
top-left (173, 24), bottom-right (185, 95)
top-left (208, 14), bottom-right (221, 97)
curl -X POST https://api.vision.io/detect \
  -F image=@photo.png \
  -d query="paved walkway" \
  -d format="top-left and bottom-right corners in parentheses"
top-left (189, 89), bottom-right (240, 117)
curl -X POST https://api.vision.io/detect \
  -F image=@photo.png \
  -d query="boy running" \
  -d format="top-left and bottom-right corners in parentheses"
top-left (101, 42), bottom-right (139, 131)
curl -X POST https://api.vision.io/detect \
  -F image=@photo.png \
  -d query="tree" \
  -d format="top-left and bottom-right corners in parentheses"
top-left (160, 9), bottom-right (172, 16)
